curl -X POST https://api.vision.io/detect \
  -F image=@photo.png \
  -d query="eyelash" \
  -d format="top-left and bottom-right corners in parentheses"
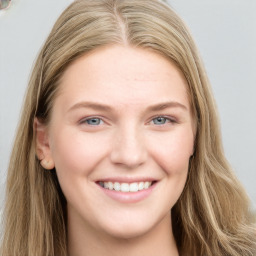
top-left (79, 115), bottom-right (177, 126)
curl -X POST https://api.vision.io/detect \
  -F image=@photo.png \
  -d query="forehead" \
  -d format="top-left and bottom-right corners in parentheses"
top-left (56, 45), bottom-right (190, 111)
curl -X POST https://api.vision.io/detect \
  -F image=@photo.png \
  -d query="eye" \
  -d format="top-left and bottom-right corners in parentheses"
top-left (81, 117), bottom-right (103, 126)
top-left (151, 116), bottom-right (173, 125)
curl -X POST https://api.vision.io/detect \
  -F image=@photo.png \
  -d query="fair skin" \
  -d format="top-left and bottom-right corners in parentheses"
top-left (35, 45), bottom-right (195, 256)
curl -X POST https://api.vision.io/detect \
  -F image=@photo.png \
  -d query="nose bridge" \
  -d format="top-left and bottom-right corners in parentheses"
top-left (110, 122), bottom-right (147, 168)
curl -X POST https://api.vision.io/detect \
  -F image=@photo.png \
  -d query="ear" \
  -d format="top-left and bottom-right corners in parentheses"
top-left (34, 118), bottom-right (55, 170)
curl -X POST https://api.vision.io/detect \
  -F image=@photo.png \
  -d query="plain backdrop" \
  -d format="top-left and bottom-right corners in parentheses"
top-left (0, 0), bottom-right (255, 212)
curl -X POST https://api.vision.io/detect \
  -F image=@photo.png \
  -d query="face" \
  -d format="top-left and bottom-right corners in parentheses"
top-left (36, 45), bottom-right (195, 239)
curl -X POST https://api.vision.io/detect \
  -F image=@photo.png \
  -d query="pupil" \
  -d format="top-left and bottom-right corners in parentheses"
top-left (154, 117), bottom-right (165, 124)
top-left (88, 118), bottom-right (100, 125)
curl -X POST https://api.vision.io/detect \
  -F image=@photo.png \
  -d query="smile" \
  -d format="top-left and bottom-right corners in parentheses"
top-left (96, 179), bottom-right (157, 203)
top-left (98, 181), bottom-right (153, 192)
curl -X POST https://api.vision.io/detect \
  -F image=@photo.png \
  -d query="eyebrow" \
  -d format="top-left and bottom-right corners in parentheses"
top-left (67, 101), bottom-right (188, 113)
top-left (68, 102), bottom-right (112, 113)
top-left (146, 101), bottom-right (188, 112)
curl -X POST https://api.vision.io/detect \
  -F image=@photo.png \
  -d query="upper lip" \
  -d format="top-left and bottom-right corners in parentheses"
top-left (96, 177), bottom-right (158, 183)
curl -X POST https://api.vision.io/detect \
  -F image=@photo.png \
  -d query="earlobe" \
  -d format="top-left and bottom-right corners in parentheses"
top-left (40, 158), bottom-right (55, 170)
top-left (34, 118), bottom-right (55, 170)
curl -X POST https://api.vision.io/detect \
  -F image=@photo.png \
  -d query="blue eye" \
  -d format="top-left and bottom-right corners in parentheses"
top-left (152, 117), bottom-right (170, 125)
top-left (83, 118), bottom-right (103, 125)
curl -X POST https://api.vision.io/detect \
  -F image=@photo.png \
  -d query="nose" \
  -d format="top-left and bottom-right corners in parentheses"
top-left (110, 125), bottom-right (148, 169)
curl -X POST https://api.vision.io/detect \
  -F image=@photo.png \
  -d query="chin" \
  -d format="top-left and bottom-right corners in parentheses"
top-left (99, 215), bottom-right (163, 240)
top-left (105, 225), bottom-right (151, 240)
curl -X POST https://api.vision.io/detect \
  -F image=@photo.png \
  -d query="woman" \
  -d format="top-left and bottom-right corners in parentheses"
top-left (1, 0), bottom-right (255, 255)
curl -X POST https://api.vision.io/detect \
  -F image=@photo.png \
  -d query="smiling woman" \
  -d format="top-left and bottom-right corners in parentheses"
top-left (1, 0), bottom-right (255, 256)
top-left (34, 46), bottom-right (195, 250)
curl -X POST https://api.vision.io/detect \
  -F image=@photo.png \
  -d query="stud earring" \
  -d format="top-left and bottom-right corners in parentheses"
top-left (40, 159), bottom-right (54, 170)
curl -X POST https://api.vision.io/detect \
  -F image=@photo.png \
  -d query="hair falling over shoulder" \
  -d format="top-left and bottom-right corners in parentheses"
top-left (1, 0), bottom-right (255, 255)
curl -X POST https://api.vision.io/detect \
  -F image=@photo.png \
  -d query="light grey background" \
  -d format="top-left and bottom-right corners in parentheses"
top-left (0, 0), bottom-right (255, 212)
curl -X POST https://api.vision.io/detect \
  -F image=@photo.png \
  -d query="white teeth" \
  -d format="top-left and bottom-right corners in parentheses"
top-left (100, 181), bottom-right (153, 192)
top-left (144, 181), bottom-right (150, 189)
top-left (114, 182), bottom-right (121, 191)
top-left (138, 182), bottom-right (144, 190)
top-left (121, 183), bottom-right (130, 192)
top-left (108, 182), bottom-right (114, 190)
top-left (104, 182), bottom-right (109, 189)
top-left (129, 182), bottom-right (139, 192)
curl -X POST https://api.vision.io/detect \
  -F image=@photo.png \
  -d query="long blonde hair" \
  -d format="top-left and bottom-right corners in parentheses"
top-left (1, 0), bottom-right (255, 255)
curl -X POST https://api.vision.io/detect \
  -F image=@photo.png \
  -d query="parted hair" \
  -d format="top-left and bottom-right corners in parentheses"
top-left (1, 0), bottom-right (255, 255)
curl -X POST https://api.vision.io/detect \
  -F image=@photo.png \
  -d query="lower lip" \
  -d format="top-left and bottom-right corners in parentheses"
top-left (97, 182), bottom-right (157, 203)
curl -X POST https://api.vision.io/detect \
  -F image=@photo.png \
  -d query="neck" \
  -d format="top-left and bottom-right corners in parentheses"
top-left (67, 211), bottom-right (179, 256)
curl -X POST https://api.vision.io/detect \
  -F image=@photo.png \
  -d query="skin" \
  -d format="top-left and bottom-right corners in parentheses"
top-left (35, 45), bottom-right (195, 256)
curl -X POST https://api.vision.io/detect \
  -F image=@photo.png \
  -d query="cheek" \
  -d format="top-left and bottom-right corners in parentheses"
top-left (148, 128), bottom-right (194, 175)
top-left (49, 127), bottom-right (109, 177)
top-left (48, 128), bottom-right (111, 208)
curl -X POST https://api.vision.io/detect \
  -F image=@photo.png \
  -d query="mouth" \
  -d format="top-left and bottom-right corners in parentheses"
top-left (97, 180), bottom-right (157, 193)
top-left (96, 179), bottom-right (158, 203)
